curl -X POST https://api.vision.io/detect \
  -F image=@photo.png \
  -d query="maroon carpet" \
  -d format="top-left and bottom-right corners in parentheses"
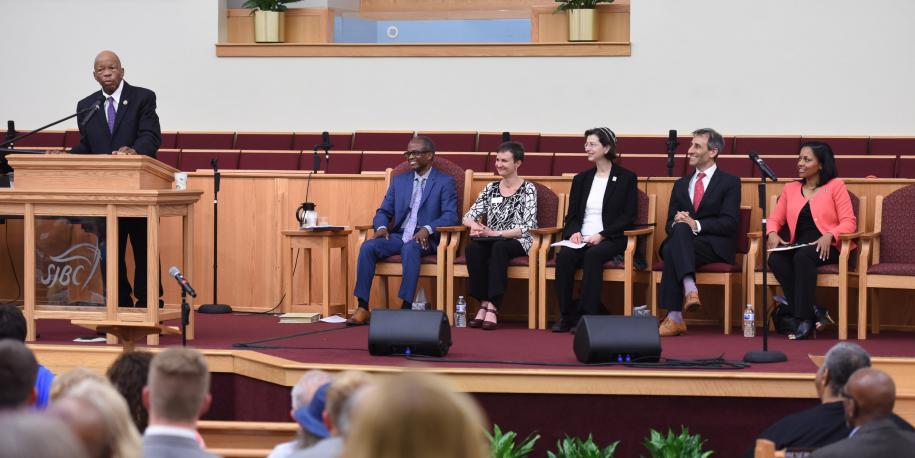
top-left (35, 313), bottom-right (915, 373)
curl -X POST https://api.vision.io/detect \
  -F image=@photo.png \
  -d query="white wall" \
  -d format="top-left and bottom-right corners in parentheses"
top-left (1, 0), bottom-right (913, 135)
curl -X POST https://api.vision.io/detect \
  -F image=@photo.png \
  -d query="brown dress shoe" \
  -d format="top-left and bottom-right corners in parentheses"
top-left (346, 307), bottom-right (371, 327)
top-left (659, 316), bottom-right (687, 337)
top-left (683, 291), bottom-right (701, 312)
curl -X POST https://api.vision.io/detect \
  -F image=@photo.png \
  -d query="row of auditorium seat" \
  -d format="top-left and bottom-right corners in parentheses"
top-left (4, 129), bottom-right (915, 156)
top-left (151, 149), bottom-right (915, 178)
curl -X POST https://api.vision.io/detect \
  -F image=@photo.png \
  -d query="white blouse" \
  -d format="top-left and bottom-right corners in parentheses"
top-left (580, 176), bottom-right (609, 237)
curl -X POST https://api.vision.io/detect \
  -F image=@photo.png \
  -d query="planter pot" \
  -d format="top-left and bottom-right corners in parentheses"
top-left (568, 8), bottom-right (599, 42)
top-left (254, 10), bottom-right (285, 43)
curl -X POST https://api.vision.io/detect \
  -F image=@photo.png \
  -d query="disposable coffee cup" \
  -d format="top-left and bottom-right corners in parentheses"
top-left (174, 172), bottom-right (188, 190)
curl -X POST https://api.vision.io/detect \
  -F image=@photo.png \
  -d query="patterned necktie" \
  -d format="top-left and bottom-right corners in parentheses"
top-left (106, 96), bottom-right (116, 134)
top-left (693, 172), bottom-right (706, 211)
top-left (402, 177), bottom-right (426, 243)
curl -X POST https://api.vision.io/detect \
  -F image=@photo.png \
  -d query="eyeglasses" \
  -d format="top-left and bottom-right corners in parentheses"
top-left (584, 142), bottom-right (603, 148)
top-left (404, 150), bottom-right (431, 158)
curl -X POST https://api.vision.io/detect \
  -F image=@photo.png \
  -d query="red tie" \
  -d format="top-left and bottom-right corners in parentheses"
top-left (693, 172), bottom-right (706, 211)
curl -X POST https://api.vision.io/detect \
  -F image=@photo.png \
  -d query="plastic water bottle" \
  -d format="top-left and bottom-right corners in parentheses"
top-left (455, 296), bottom-right (467, 328)
top-left (743, 304), bottom-right (756, 337)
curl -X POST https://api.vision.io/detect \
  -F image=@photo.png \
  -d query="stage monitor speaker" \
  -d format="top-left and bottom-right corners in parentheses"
top-left (573, 315), bottom-right (661, 363)
top-left (368, 310), bottom-right (452, 357)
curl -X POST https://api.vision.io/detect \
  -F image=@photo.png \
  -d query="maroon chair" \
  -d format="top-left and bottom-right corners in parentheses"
top-left (551, 153), bottom-right (593, 176)
top-left (752, 156), bottom-right (799, 180)
top-left (539, 134), bottom-right (582, 154)
top-left (489, 152), bottom-right (553, 176)
top-left (360, 151), bottom-right (407, 172)
top-left (63, 129), bottom-right (81, 148)
top-left (314, 150), bottom-right (362, 174)
top-left (175, 131), bottom-right (235, 149)
top-left (156, 149), bottom-right (181, 169)
top-left (417, 131), bottom-right (477, 152)
top-left (435, 152), bottom-right (489, 172)
top-left (835, 155), bottom-right (896, 178)
top-left (292, 132), bottom-right (354, 151)
top-left (897, 157), bottom-right (915, 178)
top-left (618, 154), bottom-right (688, 178)
top-left (651, 206), bottom-right (752, 334)
top-left (869, 137), bottom-right (915, 156)
top-left (238, 150), bottom-right (301, 170)
top-left (734, 136), bottom-right (801, 156)
top-left (801, 137), bottom-right (869, 155)
top-left (478, 132), bottom-right (540, 152)
top-left (716, 156), bottom-right (754, 178)
top-left (178, 149), bottom-right (240, 172)
top-left (616, 134), bottom-right (724, 155)
top-left (160, 131), bottom-right (178, 149)
top-left (12, 130), bottom-right (65, 148)
top-left (234, 132), bottom-right (294, 150)
top-left (352, 131), bottom-right (415, 151)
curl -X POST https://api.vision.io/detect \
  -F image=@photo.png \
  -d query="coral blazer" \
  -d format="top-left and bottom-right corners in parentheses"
top-left (766, 179), bottom-right (857, 249)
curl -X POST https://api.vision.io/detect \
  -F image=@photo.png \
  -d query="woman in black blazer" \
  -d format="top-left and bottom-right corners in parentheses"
top-left (551, 127), bottom-right (638, 332)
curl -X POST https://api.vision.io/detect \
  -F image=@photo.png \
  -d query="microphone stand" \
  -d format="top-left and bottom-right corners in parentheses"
top-left (744, 173), bottom-right (787, 363)
top-left (1, 105), bottom-right (97, 183)
top-left (198, 158), bottom-right (232, 314)
top-left (181, 289), bottom-right (190, 347)
top-left (666, 137), bottom-right (678, 178)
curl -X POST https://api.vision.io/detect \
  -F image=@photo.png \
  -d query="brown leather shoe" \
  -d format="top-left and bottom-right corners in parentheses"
top-left (346, 307), bottom-right (371, 327)
top-left (683, 291), bottom-right (701, 312)
top-left (659, 316), bottom-right (687, 337)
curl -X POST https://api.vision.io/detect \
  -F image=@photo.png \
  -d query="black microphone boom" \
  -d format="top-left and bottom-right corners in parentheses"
top-left (665, 129), bottom-right (678, 177)
top-left (749, 151), bottom-right (778, 181)
top-left (169, 266), bottom-right (197, 297)
top-left (78, 97), bottom-right (105, 128)
top-left (0, 103), bottom-right (99, 149)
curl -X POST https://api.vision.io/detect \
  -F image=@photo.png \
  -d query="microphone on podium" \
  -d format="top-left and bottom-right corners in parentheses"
top-left (79, 97), bottom-right (105, 128)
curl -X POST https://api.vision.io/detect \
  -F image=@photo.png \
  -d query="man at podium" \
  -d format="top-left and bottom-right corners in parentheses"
top-left (69, 50), bottom-right (162, 308)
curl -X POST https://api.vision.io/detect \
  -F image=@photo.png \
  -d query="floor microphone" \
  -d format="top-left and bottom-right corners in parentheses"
top-left (502, 131), bottom-right (511, 143)
top-left (169, 266), bottom-right (197, 297)
top-left (749, 151), bottom-right (778, 181)
top-left (666, 129), bottom-right (678, 177)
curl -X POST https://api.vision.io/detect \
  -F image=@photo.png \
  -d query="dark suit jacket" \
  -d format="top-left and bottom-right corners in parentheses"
top-left (562, 165), bottom-right (638, 241)
top-left (70, 81), bottom-right (161, 157)
top-left (810, 417), bottom-right (915, 457)
top-left (661, 167), bottom-right (741, 264)
top-left (373, 167), bottom-right (459, 248)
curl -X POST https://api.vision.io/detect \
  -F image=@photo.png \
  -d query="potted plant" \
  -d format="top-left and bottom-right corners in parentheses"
top-left (242, 0), bottom-right (297, 43)
top-left (642, 426), bottom-right (714, 458)
top-left (555, 0), bottom-right (614, 42)
top-left (548, 434), bottom-right (619, 458)
top-left (488, 424), bottom-right (541, 458)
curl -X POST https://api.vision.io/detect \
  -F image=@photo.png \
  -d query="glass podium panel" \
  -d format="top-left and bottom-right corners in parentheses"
top-left (35, 217), bottom-right (106, 306)
top-left (334, 12), bottom-right (532, 44)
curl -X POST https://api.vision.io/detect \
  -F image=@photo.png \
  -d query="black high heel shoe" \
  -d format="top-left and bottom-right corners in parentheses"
top-left (813, 305), bottom-right (835, 331)
top-left (789, 320), bottom-right (816, 340)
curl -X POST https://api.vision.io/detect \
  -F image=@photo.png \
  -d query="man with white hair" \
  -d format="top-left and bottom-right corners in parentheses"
top-left (268, 369), bottom-right (333, 458)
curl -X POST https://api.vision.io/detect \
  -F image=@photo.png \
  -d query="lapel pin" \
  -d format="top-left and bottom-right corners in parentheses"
top-left (612, 176), bottom-right (617, 182)
top-left (122, 100), bottom-right (128, 106)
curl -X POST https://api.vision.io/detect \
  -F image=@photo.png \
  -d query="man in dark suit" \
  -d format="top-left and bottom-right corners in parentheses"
top-left (810, 368), bottom-right (915, 457)
top-left (347, 135), bottom-right (459, 326)
top-left (658, 128), bottom-right (740, 337)
top-left (70, 50), bottom-right (162, 308)
top-left (745, 342), bottom-right (913, 457)
top-left (142, 347), bottom-right (216, 458)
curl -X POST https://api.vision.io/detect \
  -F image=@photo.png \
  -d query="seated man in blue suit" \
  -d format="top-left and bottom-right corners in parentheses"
top-left (347, 136), bottom-right (459, 326)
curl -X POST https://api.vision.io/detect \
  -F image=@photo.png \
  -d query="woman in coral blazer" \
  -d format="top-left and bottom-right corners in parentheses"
top-left (766, 141), bottom-right (857, 340)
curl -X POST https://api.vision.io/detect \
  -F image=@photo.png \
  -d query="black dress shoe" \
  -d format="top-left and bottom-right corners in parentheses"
top-left (551, 320), bottom-right (575, 333)
top-left (790, 320), bottom-right (815, 340)
top-left (813, 305), bottom-right (835, 330)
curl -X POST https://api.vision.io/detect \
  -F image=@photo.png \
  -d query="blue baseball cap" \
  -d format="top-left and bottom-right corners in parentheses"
top-left (293, 382), bottom-right (330, 438)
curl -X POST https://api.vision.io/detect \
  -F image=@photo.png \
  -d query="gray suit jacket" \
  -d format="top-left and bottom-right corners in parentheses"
top-left (810, 417), bottom-right (915, 457)
top-left (142, 433), bottom-right (220, 458)
top-left (288, 437), bottom-right (343, 458)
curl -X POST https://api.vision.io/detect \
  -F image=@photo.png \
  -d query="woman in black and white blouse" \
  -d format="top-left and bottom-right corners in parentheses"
top-left (552, 127), bottom-right (638, 332)
top-left (462, 141), bottom-right (538, 330)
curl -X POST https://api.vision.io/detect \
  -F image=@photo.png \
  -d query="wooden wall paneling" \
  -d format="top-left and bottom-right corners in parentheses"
top-left (227, 9), bottom-right (332, 44)
top-left (532, 3), bottom-right (630, 43)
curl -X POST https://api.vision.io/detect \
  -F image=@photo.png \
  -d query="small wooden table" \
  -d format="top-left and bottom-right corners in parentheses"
top-left (281, 229), bottom-right (351, 317)
top-left (71, 320), bottom-right (181, 352)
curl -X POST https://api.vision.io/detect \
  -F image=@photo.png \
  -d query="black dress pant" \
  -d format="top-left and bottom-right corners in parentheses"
top-left (659, 223), bottom-right (724, 311)
top-left (554, 237), bottom-right (627, 323)
top-left (464, 239), bottom-right (526, 307)
top-left (104, 218), bottom-right (162, 307)
top-left (768, 244), bottom-right (838, 321)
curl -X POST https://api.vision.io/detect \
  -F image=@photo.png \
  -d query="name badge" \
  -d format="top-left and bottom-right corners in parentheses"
top-left (491, 196), bottom-right (504, 204)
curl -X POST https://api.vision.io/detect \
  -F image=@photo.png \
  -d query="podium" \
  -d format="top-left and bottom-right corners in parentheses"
top-left (0, 154), bottom-right (202, 346)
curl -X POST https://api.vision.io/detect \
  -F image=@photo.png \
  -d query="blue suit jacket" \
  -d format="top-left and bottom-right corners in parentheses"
top-left (372, 167), bottom-right (459, 247)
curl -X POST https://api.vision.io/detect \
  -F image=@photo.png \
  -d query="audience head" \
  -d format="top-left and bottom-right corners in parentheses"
top-left (93, 50), bottom-right (124, 95)
top-left (324, 371), bottom-right (374, 437)
top-left (0, 411), bottom-right (88, 458)
top-left (106, 351), bottom-right (153, 432)
top-left (144, 347), bottom-right (211, 426)
top-left (494, 141), bottom-right (524, 178)
top-left (816, 342), bottom-right (871, 400)
top-left (689, 128), bottom-right (725, 168)
top-left (798, 141), bottom-right (837, 187)
top-left (48, 378), bottom-right (141, 458)
top-left (0, 339), bottom-right (38, 409)
top-left (291, 369), bottom-right (333, 412)
top-left (842, 368), bottom-right (896, 427)
top-left (342, 372), bottom-right (488, 458)
top-left (0, 304), bottom-right (27, 341)
top-left (50, 367), bottom-right (107, 402)
top-left (584, 127), bottom-right (618, 161)
top-left (405, 136), bottom-right (436, 174)
top-left (294, 382), bottom-right (331, 440)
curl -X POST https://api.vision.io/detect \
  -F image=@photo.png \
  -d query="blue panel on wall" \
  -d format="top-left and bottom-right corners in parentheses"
top-left (334, 17), bottom-right (530, 44)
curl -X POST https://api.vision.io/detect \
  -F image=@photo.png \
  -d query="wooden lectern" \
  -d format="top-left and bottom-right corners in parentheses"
top-left (0, 154), bottom-right (202, 346)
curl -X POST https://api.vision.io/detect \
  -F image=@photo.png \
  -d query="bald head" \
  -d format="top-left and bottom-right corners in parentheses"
top-left (843, 368), bottom-right (896, 427)
top-left (93, 50), bottom-right (124, 95)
